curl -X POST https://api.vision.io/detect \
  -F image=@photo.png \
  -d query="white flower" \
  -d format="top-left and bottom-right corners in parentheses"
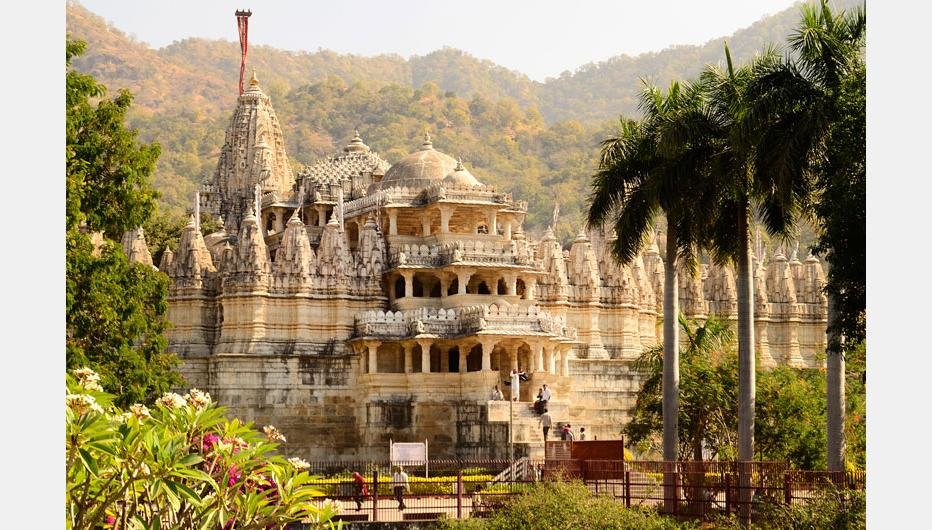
top-left (155, 392), bottom-right (186, 409)
top-left (129, 403), bottom-right (151, 420)
top-left (288, 457), bottom-right (310, 470)
top-left (72, 367), bottom-right (103, 391)
top-left (66, 394), bottom-right (104, 415)
top-left (263, 425), bottom-right (287, 443)
top-left (321, 498), bottom-right (342, 516)
top-left (184, 388), bottom-right (212, 409)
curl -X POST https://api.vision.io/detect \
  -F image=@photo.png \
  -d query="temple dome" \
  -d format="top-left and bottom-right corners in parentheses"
top-left (443, 158), bottom-right (482, 187)
top-left (380, 133), bottom-right (458, 188)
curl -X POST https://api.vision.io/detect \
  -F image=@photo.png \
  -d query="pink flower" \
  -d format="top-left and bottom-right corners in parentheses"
top-left (201, 433), bottom-right (220, 453)
top-left (227, 465), bottom-right (242, 487)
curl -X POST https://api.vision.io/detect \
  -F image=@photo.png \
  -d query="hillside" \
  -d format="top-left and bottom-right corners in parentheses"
top-left (65, 0), bottom-right (853, 245)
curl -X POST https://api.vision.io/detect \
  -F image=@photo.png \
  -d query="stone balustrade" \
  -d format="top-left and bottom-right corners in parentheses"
top-left (387, 240), bottom-right (541, 269)
top-left (353, 303), bottom-right (576, 340)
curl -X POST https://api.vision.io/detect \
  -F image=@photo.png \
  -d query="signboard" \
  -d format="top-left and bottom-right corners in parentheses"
top-left (390, 439), bottom-right (429, 477)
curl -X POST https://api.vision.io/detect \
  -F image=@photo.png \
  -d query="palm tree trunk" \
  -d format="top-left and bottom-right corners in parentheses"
top-left (736, 206), bottom-right (755, 523)
top-left (826, 294), bottom-right (846, 472)
top-left (662, 226), bottom-right (679, 513)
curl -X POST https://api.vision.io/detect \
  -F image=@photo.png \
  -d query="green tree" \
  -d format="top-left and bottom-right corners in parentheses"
top-left (66, 37), bottom-right (182, 406)
top-left (625, 315), bottom-right (737, 462)
top-left (625, 316), bottom-right (853, 470)
top-left (742, 0), bottom-right (865, 471)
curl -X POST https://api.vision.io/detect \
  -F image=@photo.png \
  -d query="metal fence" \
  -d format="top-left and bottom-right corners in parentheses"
top-left (298, 459), bottom-right (865, 524)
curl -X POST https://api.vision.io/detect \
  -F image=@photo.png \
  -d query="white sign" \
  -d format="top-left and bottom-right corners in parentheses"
top-left (390, 441), bottom-right (427, 462)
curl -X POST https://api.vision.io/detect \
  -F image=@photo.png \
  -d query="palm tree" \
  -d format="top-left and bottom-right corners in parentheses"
top-left (743, 0), bottom-right (865, 472)
top-left (588, 80), bottom-right (718, 512)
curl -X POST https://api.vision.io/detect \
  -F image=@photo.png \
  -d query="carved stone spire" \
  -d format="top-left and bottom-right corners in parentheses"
top-left (705, 263), bottom-right (737, 317)
top-left (167, 215), bottom-right (216, 288)
top-left (678, 266), bottom-right (707, 317)
top-left (767, 250), bottom-right (798, 314)
top-left (356, 214), bottom-right (386, 279)
top-left (210, 68), bottom-right (294, 232)
top-left (568, 228), bottom-right (601, 291)
top-left (121, 227), bottom-right (154, 267)
top-left (273, 209), bottom-right (315, 292)
top-left (224, 208), bottom-right (271, 289)
top-left (317, 212), bottom-right (352, 285)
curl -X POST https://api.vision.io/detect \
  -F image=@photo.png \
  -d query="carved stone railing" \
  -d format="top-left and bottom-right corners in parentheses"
top-left (353, 304), bottom-right (577, 340)
top-left (387, 240), bottom-right (542, 269)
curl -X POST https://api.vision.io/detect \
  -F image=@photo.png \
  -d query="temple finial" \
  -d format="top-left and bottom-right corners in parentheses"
top-left (250, 69), bottom-right (259, 86)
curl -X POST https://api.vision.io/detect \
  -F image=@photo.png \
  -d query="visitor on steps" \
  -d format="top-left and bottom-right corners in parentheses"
top-left (539, 408), bottom-right (552, 439)
top-left (534, 387), bottom-right (544, 413)
top-left (490, 385), bottom-right (504, 401)
top-left (510, 368), bottom-right (523, 401)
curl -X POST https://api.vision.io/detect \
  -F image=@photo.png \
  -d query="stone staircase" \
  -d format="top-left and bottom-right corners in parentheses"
top-left (486, 400), bottom-right (569, 459)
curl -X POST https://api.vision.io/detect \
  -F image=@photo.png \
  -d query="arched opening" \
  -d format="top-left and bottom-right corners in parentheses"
top-left (412, 276), bottom-right (424, 297)
top-left (429, 281), bottom-right (441, 298)
top-left (497, 278), bottom-right (507, 295)
top-left (447, 278), bottom-right (459, 296)
top-left (394, 276), bottom-right (406, 298)
top-left (266, 213), bottom-right (276, 233)
top-left (430, 344), bottom-right (445, 372)
top-left (478, 281), bottom-right (491, 295)
top-left (346, 222), bottom-right (359, 251)
top-left (448, 346), bottom-right (460, 373)
top-left (477, 224), bottom-right (488, 234)
top-left (516, 278), bottom-right (526, 298)
top-left (466, 344), bottom-right (483, 372)
top-left (412, 344), bottom-right (424, 372)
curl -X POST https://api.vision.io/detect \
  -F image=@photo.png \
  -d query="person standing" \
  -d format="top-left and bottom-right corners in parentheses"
top-left (579, 427), bottom-right (586, 441)
top-left (539, 408), bottom-right (552, 439)
top-left (542, 384), bottom-right (552, 403)
top-left (392, 465), bottom-right (410, 510)
top-left (351, 471), bottom-right (368, 511)
top-left (510, 369), bottom-right (521, 401)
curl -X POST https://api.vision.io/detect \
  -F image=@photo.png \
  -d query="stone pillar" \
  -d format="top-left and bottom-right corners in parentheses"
top-left (458, 346), bottom-right (468, 373)
top-left (316, 205), bottom-right (326, 227)
top-left (402, 271), bottom-right (414, 298)
top-left (487, 209), bottom-right (497, 235)
top-left (536, 344), bottom-right (545, 372)
top-left (403, 343), bottom-right (413, 374)
top-left (367, 342), bottom-right (381, 374)
top-left (440, 347), bottom-right (449, 373)
top-left (480, 338), bottom-right (494, 371)
top-left (560, 347), bottom-right (570, 376)
top-left (504, 220), bottom-right (512, 240)
top-left (273, 211), bottom-right (284, 233)
top-left (388, 209), bottom-right (398, 236)
top-left (510, 349), bottom-right (518, 371)
top-left (440, 274), bottom-right (450, 299)
top-left (526, 278), bottom-right (537, 301)
top-left (421, 212), bottom-right (431, 237)
top-left (439, 206), bottom-right (453, 234)
top-left (457, 271), bottom-right (472, 295)
top-left (418, 340), bottom-right (432, 373)
top-left (506, 273), bottom-right (518, 296)
top-left (545, 345), bottom-right (556, 374)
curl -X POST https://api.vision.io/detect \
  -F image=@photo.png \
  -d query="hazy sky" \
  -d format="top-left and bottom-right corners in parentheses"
top-left (76, 0), bottom-right (800, 81)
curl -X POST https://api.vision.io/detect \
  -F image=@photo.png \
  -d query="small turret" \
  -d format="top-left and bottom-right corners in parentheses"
top-left (273, 210), bottom-right (316, 291)
top-left (568, 228), bottom-right (601, 292)
top-left (317, 211), bottom-right (352, 285)
top-left (167, 216), bottom-right (216, 289)
top-left (223, 208), bottom-right (271, 289)
top-left (121, 227), bottom-right (154, 268)
top-left (704, 263), bottom-right (737, 317)
top-left (678, 266), bottom-right (707, 318)
top-left (767, 250), bottom-right (798, 307)
top-left (356, 214), bottom-right (386, 278)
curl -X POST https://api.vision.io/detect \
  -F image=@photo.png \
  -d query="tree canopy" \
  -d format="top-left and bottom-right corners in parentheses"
top-left (66, 37), bottom-right (182, 406)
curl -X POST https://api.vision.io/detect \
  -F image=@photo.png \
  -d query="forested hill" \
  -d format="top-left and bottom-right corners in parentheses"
top-left (65, 0), bottom-right (858, 240)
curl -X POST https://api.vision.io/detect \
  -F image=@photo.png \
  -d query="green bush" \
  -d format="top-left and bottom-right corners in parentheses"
top-left (755, 489), bottom-right (866, 530)
top-left (65, 368), bottom-right (339, 529)
top-left (435, 480), bottom-right (694, 530)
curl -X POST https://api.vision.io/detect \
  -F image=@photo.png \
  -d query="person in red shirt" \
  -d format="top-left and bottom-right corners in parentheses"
top-left (352, 471), bottom-right (369, 511)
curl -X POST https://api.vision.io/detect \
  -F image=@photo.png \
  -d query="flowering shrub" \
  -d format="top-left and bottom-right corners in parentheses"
top-left (65, 368), bottom-right (339, 529)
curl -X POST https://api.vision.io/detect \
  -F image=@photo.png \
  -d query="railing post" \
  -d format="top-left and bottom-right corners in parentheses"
top-left (725, 473), bottom-right (732, 514)
top-left (457, 469), bottom-right (464, 519)
top-left (372, 470), bottom-right (379, 522)
top-left (784, 472), bottom-right (791, 505)
top-left (673, 471), bottom-right (679, 516)
top-left (624, 470), bottom-right (631, 508)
